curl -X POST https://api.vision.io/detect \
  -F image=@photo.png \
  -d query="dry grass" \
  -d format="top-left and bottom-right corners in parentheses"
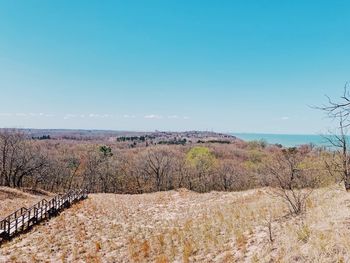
top-left (1, 185), bottom-right (350, 262)
top-left (0, 187), bottom-right (52, 218)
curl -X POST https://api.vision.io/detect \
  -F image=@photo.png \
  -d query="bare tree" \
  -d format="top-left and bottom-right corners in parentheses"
top-left (65, 156), bottom-right (81, 190)
top-left (0, 130), bottom-right (48, 188)
top-left (267, 148), bottom-right (314, 215)
top-left (137, 147), bottom-right (175, 192)
top-left (81, 148), bottom-right (101, 192)
top-left (322, 115), bottom-right (350, 190)
top-left (318, 83), bottom-right (350, 123)
top-left (216, 160), bottom-right (243, 191)
top-left (318, 85), bottom-right (350, 191)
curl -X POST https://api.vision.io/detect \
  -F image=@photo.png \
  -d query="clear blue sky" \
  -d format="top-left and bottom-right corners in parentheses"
top-left (0, 0), bottom-right (349, 134)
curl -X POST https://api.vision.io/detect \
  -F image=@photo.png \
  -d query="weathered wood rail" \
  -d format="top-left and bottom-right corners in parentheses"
top-left (0, 189), bottom-right (88, 242)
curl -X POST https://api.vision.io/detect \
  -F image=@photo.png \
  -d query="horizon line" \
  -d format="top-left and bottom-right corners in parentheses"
top-left (0, 127), bottom-right (324, 136)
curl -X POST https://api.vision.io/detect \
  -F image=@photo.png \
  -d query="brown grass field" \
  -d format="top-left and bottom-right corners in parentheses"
top-left (0, 187), bottom-right (53, 219)
top-left (1, 186), bottom-right (350, 262)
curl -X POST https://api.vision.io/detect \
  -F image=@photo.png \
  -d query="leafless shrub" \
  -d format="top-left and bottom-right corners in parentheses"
top-left (266, 148), bottom-right (315, 215)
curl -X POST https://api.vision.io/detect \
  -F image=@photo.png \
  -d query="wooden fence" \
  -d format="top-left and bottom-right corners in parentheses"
top-left (0, 189), bottom-right (88, 242)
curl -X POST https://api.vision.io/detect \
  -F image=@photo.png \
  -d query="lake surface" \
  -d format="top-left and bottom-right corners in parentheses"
top-left (231, 133), bottom-right (327, 147)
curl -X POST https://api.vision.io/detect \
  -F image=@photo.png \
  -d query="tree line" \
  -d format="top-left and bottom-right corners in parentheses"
top-left (0, 128), bottom-right (335, 197)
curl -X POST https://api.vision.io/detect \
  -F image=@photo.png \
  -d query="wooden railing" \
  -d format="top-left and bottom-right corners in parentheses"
top-left (0, 189), bottom-right (88, 242)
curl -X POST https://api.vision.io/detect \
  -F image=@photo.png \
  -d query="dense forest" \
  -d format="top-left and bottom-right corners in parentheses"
top-left (0, 129), bottom-right (338, 196)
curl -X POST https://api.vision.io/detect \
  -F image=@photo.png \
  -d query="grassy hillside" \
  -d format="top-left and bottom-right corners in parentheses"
top-left (0, 187), bottom-right (52, 218)
top-left (1, 186), bottom-right (350, 262)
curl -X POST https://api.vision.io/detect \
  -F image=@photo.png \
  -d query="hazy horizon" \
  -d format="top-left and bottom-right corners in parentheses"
top-left (0, 127), bottom-right (330, 137)
top-left (1, 1), bottom-right (349, 133)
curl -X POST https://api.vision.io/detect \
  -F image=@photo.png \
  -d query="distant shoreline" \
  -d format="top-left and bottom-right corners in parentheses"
top-left (231, 133), bottom-right (327, 147)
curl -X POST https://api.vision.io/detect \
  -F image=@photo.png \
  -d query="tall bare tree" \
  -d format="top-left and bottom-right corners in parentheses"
top-left (319, 84), bottom-right (350, 191)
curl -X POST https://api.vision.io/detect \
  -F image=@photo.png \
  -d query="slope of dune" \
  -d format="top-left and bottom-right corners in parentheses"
top-left (0, 187), bottom-right (52, 219)
top-left (1, 186), bottom-right (350, 262)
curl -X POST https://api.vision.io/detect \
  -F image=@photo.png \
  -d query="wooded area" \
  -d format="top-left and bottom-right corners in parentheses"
top-left (0, 129), bottom-right (338, 197)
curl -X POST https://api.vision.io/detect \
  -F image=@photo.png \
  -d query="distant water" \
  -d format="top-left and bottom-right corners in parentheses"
top-left (231, 133), bottom-right (327, 147)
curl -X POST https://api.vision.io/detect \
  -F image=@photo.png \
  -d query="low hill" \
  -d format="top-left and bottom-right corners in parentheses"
top-left (1, 186), bottom-right (350, 262)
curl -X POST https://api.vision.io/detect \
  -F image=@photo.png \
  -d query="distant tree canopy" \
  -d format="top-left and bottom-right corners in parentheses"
top-left (0, 129), bottom-right (337, 194)
top-left (158, 138), bottom-right (187, 145)
top-left (32, 135), bottom-right (51, 140)
top-left (197, 140), bottom-right (230, 144)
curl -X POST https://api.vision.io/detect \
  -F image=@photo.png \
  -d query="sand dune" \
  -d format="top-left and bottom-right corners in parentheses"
top-left (1, 186), bottom-right (350, 262)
